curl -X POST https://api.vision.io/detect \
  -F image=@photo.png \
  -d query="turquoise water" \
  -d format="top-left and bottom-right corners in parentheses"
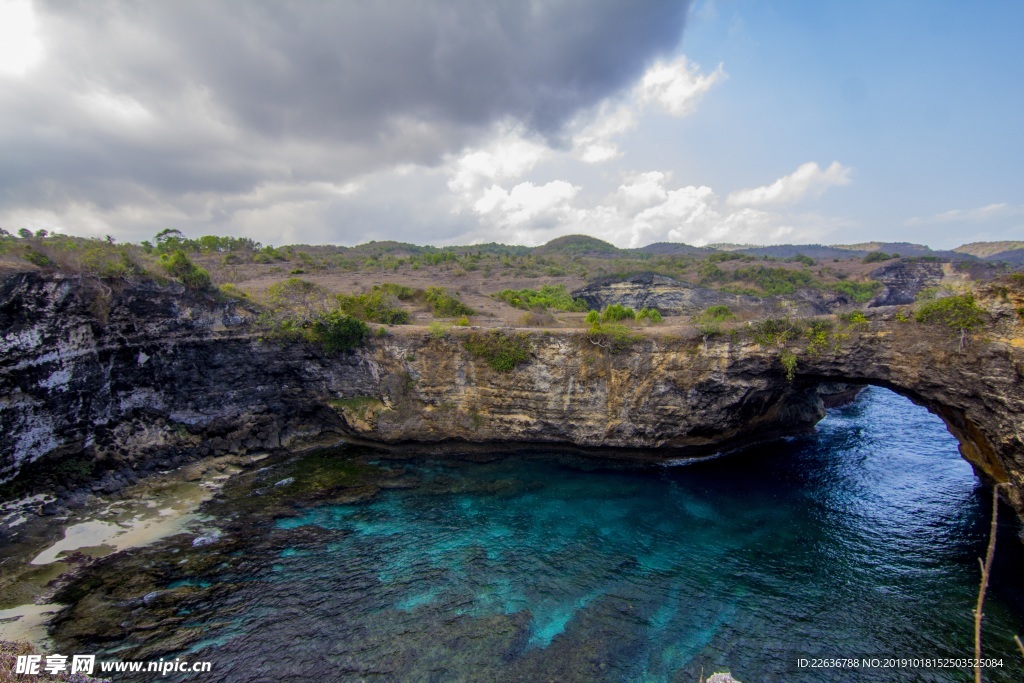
top-left (159, 387), bottom-right (1024, 681)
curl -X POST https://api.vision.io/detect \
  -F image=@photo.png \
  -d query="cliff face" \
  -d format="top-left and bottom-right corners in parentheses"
top-left (2, 273), bottom-right (1023, 521)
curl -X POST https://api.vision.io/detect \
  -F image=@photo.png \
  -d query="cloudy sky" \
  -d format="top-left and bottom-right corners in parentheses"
top-left (0, 0), bottom-right (1021, 249)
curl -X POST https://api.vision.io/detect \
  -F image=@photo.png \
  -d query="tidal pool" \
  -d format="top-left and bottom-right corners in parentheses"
top-left (47, 387), bottom-right (1024, 681)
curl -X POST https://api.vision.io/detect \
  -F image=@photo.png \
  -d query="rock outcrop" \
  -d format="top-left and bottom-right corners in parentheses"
top-left (2, 272), bottom-right (1024, 525)
top-left (571, 273), bottom-right (850, 317)
top-left (868, 259), bottom-right (945, 307)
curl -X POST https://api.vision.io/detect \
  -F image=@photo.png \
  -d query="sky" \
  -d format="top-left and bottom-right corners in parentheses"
top-left (0, 0), bottom-right (1021, 250)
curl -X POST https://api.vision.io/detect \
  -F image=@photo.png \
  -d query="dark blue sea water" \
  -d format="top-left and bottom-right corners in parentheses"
top-left (157, 387), bottom-right (1024, 682)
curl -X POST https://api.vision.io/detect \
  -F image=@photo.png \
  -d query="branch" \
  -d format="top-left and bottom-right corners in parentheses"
top-left (974, 482), bottom-right (1005, 683)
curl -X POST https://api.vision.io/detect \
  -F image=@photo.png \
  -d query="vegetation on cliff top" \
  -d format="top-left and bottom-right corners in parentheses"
top-left (495, 284), bottom-right (587, 312)
top-left (463, 330), bottom-right (532, 371)
top-left (915, 293), bottom-right (986, 332)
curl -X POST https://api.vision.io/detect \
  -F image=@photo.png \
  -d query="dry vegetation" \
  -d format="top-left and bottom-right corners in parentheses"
top-left (1, 230), bottom-right (1017, 341)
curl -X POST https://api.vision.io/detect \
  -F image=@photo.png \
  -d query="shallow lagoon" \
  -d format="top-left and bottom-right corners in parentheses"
top-left (51, 387), bottom-right (1024, 681)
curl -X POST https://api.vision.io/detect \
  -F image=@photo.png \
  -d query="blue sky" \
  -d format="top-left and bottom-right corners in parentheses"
top-left (676, 0), bottom-right (1024, 248)
top-left (0, 0), bottom-right (1020, 249)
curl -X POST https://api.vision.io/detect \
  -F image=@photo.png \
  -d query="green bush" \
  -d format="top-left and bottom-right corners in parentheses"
top-left (375, 282), bottom-right (418, 300)
top-left (267, 310), bottom-right (369, 354)
top-left (750, 318), bottom-right (802, 346)
top-left (587, 322), bottom-right (642, 353)
top-left (464, 330), bottom-right (532, 371)
top-left (831, 280), bottom-right (881, 304)
top-left (839, 311), bottom-right (869, 326)
top-left (862, 251), bottom-right (893, 263)
top-left (428, 321), bottom-right (451, 339)
top-left (601, 303), bottom-right (636, 322)
top-left (80, 245), bottom-right (144, 278)
top-left (780, 349), bottom-right (798, 381)
top-left (585, 310), bottom-right (600, 325)
top-left (336, 289), bottom-right (410, 324)
top-left (308, 311), bottom-right (370, 353)
top-left (23, 247), bottom-right (53, 267)
top-left (804, 319), bottom-right (834, 354)
top-left (915, 294), bottom-right (985, 332)
top-left (425, 286), bottom-right (475, 317)
top-left (636, 307), bottom-right (663, 323)
top-left (731, 266), bottom-right (814, 295)
top-left (159, 250), bottom-right (210, 290)
top-left (695, 305), bottom-right (734, 324)
top-left (495, 284), bottom-right (587, 311)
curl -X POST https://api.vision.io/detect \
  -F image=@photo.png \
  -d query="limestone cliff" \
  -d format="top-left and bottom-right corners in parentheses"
top-left (2, 272), bottom-right (1023, 523)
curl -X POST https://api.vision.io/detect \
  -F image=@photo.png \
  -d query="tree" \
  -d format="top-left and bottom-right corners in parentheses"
top-left (155, 228), bottom-right (184, 250)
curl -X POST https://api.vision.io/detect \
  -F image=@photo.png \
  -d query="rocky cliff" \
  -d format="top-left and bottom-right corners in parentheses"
top-left (2, 272), bottom-right (1023, 523)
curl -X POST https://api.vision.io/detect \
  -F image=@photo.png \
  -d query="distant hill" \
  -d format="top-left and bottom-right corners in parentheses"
top-left (831, 242), bottom-right (936, 256)
top-left (954, 241), bottom-right (1024, 264)
top-left (832, 242), bottom-right (979, 261)
top-left (634, 242), bottom-right (717, 256)
top-left (534, 234), bottom-right (621, 256)
top-left (954, 241), bottom-right (1024, 257)
top-left (976, 248), bottom-right (1024, 265)
top-left (734, 244), bottom-right (868, 259)
top-left (705, 243), bottom-right (870, 259)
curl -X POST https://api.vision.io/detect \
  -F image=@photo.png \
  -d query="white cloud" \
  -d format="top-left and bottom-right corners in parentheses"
top-left (635, 56), bottom-right (726, 117)
top-left (570, 103), bottom-right (637, 163)
top-left (904, 202), bottom-right (1020, 226)
top-left (472, 180), bottom-right (579, 226)
top-left (446, 124), bottom-right (552, 193)
top-left (446, 163), bottom-right (839, 249)
top-left (726, 161), bottom-right (851, 207)
top-left (0, 0), bottom-right (43, 77)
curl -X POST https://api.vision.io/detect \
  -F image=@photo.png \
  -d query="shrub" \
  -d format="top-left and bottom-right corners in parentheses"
top-left (23, 247), bottom-right (53, 267)
top-left (915, 294), bottom-right (985, 332)
top-left (696, 305), bottom-right (734, 323)
top-left (218, 283), bottom-right (250, 300)
top-left (336, 289), bottom-right (410, 324)
top-left (805, 319), bottom-right (834, 354)
top-left (780, 349), bottom-right (798, 381)
top-left (750, 318), bottom-right (802, 346)
top-left (839, 311), bottom-right (869, 326)
top-left (464, 330), bottom-right (532, 371)
top-left (427, 321), bottom-right (451, 339)
top-left (495, 285), bottom-right (588, 311)
top-left (587, 322), bottom-right (642, 353)
top-left (159, 249), bottom-right (210, 290)
top-left (376, 282), bottom-right (418, 300)
top-left (636, 307), bottom-right (663, 324)
top-left (862, 251), bottom-right (893, 263)
top-left (585, 310), bottom-right (600, 325)
top-left (267, 310), bottom-right (369, 354)
top-left (831, 280), bottom-right (881, 304)
top-left (425, 286), bottom-right (475, 317)
top-left (601, 303), bottom-right (636, 322)
top-left (790, 254), bottom-right (816, 266)
top-left (265, 277), bottom-right (331, 315)
top-left (456, 316), bottom-right (470, 326)
top-left (79, 245), bottom-right (143, 278)
top-left (308, 311), bottom-right (370, 353)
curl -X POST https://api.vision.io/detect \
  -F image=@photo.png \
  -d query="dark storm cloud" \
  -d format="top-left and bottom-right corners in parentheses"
top-left (1, 0), bottom-right (689, 231)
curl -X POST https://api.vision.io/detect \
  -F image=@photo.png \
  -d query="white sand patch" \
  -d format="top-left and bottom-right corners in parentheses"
top-left (0, 603), bottom-right (63, 645)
